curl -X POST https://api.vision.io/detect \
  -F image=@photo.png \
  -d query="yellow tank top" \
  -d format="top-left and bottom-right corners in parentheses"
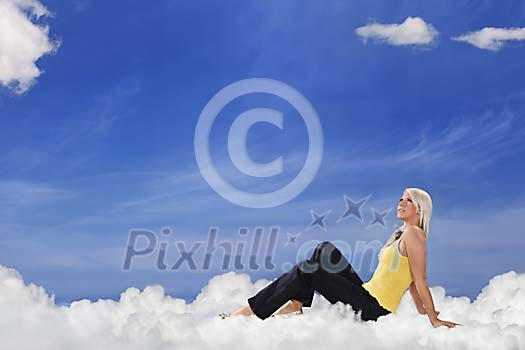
top-left (362, 238), bottom-right (412, 313)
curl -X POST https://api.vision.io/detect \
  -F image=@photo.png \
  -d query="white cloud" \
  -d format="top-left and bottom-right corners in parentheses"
top-left (453, 27), bottom-right (525, 51)
top-left (0, 0), bottom-right (59, 93)
top-left (1, 263), bottom-right (525, 349)
top-left (355, 17), bottom-right (439, 46)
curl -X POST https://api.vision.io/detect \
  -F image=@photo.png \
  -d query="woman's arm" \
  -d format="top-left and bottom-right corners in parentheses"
top-left (408, 282), bottom-right (426, 314)
top-left (409, 282), bottom-right (440, 316)
top-left (404, 227), bottom-right (460, 328)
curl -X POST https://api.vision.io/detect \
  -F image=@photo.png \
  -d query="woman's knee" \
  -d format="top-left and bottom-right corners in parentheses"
top-left (314, 241), bottom-right (339, 258)
top-left (314, 241), bottom-right (334, 255)
top-left (313, 241), bottom-right (349, 271)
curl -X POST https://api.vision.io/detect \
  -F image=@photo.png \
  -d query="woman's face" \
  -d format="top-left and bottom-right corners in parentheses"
top-left (397, 191), bottom-right (418, 221)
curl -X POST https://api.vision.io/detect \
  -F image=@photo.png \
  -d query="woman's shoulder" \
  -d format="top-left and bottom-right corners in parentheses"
top-left (402, 225), bottom-right (426, 240)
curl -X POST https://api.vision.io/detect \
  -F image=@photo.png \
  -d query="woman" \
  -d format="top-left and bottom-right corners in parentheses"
top-left (222, 188), bottom-right (460, 328)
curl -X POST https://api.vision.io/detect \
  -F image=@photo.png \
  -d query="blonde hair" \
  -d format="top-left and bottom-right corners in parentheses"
top-left (401, 187), bottom-right (433, 239)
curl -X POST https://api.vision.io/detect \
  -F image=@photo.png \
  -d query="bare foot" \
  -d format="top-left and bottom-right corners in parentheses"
top-left (273, 300), bottom-right (303, 316)
top-left (230, 304), bottom-right (255, 317)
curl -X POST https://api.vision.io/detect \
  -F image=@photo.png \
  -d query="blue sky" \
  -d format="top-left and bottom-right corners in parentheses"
top-left (1, 0), bottom-right (525, 305)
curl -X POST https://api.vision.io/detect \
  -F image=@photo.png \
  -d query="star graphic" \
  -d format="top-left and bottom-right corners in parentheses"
top-left (306, 209), bottom-right (332, 231)
top-left (337, 194), bottom-right (371, 223)
top-left (284, 232), bottom-right (301, 246)
top-left (367, 207), bottom-right (392, 229)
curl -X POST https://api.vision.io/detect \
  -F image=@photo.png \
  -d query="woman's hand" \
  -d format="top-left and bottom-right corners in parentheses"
top-left (430, 317), bottom-right (461, 328)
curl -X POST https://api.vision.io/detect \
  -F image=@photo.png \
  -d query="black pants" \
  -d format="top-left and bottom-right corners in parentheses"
top-left (247, 241), bottom-right (390, 321)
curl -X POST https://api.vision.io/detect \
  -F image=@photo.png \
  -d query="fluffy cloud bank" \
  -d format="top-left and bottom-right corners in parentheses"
top-left (0, 0), bottom-right (58, 93)
top-left (355, 17), bottom-right (438, 46)
top-left (453, 27), bottom-right (525, 51)
top-left (1, 264), bottom-right (524, 349)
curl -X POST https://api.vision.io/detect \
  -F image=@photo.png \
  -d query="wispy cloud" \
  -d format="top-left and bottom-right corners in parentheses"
top-left (0, 180), bottom-right (70, 208)
top-left (453, 27), bottom-right (525, 51)
top-left (355, 17), bottom-right (438, 47)
top-left (392, 110), bottom-right (524, 167)
top-left (54, 81), bottom-right (140, 152)
top-left (52, 150), bottom-right (322, 228)
top-left (337, 108), bottom-right (525, 173)
top-left (46, 103), bottom-right (525, 231)
top-left (0, 0), bottom-right (59, 93)
top-left (0, 180), bottom-right (71, 228)
top-left (0, 81), bottom-right (140, 176)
